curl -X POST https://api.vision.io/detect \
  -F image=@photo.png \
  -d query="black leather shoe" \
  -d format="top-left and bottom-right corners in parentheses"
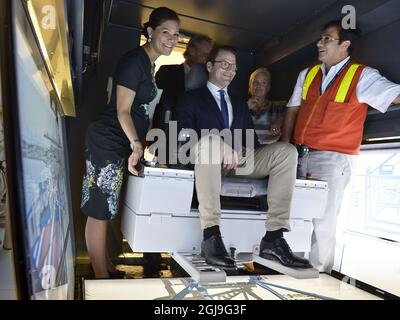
top-left (259, 237), bottom-right (312, 269)
top-left (201, 235), bottom-right (236, 268)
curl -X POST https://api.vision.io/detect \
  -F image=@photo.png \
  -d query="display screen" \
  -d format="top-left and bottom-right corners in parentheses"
top-left (12, 0), bottom-right (74, 299)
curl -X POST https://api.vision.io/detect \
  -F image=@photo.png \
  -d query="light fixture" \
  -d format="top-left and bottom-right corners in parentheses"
top-left (178, 33), bottom-right (191, 44)
top-left (366, 136), bottom-right (400, 142)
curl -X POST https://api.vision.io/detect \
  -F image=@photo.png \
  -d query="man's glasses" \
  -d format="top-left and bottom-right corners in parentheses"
top-left (213, 60), bottom-right (238, 71)
top-left (317, 35), bottom-right (340, 44)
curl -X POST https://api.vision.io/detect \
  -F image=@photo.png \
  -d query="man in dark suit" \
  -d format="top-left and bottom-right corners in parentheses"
top-left (176, 45), bottom-right (312, 269)
top-left (144, 36), bottom-right (213, 270)
top-left (153, 35), bottom-right (213, 129)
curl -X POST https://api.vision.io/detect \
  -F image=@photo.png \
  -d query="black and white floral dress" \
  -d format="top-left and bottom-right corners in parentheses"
top-left (81, 46), bottom-right (157, 220)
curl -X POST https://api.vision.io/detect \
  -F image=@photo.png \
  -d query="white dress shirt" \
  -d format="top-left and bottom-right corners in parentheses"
top-left (287, 56), bottom-right (400, 113)
top-left (206, 81), bottom-right (233, 127)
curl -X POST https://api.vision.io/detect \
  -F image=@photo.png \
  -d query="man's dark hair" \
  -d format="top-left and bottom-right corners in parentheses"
top-left (206, 45), bottom-right (237, 64)
top-left (183, 35), bottom-right (213, 58)
top-left (323, 20), bottom-right (361, 55)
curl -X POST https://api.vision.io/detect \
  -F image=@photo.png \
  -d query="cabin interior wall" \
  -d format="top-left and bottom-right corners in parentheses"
top-left (258, 19), bottom-right (400, 102)
top-left (229, 52), bottom-right (256, 99)
top-left (355, 20), bottom-right (400, 83)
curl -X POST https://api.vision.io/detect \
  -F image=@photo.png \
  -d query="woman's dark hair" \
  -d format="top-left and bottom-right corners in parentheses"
top-left (142, 7), bottom-right (180, 39)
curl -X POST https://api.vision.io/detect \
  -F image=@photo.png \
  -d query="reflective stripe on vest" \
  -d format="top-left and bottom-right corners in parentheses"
top-left (302, 64), bottom-right (322, 100)
top-left (334, 64), bottom-right (361, 103)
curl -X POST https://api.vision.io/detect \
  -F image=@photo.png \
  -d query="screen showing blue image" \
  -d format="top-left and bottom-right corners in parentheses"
top-left (12, 0), bottom-right (74, 299)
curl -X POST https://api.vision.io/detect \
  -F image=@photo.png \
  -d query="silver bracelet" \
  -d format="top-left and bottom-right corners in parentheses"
top-left (130, 139), bottom-right (141, 151)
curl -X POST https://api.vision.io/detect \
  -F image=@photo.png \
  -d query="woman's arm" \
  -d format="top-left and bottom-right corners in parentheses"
top-left (116, 84), bottom-right (143, 175)
top-left (270, 116), bottom-right (285, 136)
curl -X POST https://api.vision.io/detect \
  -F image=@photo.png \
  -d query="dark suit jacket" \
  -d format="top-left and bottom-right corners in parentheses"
top-left (176, 85), bottom-right (259, 149)
top-left (156, 64), bottom-right (185, 105)
top-left (153, 64), bottom-right (185, 130)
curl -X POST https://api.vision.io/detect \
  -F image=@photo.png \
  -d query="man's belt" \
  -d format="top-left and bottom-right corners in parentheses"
top-left (296, 144), bottom-right (319, 157)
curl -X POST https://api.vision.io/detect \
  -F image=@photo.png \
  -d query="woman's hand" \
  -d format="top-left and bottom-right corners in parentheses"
top-left (247, 97), bottom-right (260, 110)
top-left (270, 122), bottom-right (282, 136)
top-left (128, 142), bottom-right (144, 176)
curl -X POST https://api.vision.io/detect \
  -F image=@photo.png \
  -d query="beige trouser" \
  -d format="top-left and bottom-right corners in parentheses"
top-left (193, 135), bottom-right (298, 231)
top-left (298, 150), bottom-right (354, 273)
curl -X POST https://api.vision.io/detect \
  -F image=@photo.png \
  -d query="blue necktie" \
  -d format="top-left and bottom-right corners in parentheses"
top-left (218, 89), bottom-right (229, 128)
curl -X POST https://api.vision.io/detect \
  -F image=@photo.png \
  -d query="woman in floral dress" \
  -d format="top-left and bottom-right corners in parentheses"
top-left (80, 7), bottom-right (180, 278)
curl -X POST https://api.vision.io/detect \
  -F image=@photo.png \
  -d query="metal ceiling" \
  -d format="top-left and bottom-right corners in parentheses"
top-left (107, 0), bottom-right (400, 63)
top-left (109, 0), bottom-right (338, 51)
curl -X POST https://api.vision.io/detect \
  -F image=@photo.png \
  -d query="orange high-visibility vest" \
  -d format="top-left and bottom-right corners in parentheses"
top-left (293, 62), bottom-right (368, 155)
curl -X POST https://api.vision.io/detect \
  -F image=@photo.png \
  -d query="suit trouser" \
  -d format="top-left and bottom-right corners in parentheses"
top-left (298, 150), bottom-right (355, 273)
top-left (193, 135), bottom-right (298, 231)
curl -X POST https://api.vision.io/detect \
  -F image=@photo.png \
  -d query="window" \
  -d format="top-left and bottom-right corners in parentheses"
top-left (342, 147), bottom-right (400, 242)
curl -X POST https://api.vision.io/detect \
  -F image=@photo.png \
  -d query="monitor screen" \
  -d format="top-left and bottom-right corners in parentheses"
top-left (10, 0), bottom-right (75, 299)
